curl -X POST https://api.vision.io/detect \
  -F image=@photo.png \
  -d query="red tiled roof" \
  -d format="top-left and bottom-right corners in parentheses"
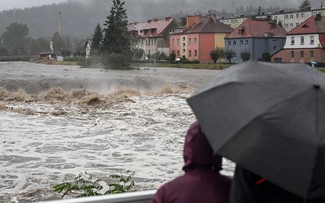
top-left (128, 18), bottom-right (177, 38)
top-left (226, 18), bottom-right (287, 38)
top-left (288, 15), bottom-right (325, 34)
top-left (184, 17), bottom-right (234, 34)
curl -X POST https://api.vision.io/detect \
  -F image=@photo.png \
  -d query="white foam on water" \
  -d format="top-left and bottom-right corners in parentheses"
top-left (0, 62), bottom-right (234, 201)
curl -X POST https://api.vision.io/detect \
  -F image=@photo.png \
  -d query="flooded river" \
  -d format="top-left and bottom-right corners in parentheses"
top-left (0, 62), bottom-right (234, 202)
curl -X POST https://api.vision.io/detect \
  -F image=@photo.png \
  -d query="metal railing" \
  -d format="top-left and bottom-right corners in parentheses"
top-left (38, 190), bottom-right (156, 203)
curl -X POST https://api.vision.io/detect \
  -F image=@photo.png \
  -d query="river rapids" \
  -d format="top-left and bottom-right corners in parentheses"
top-left (0, 62), bottom-right (234, 202)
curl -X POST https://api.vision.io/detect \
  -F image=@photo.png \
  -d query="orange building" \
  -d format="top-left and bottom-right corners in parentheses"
top-left (170, 15), bottom-right (233, 63)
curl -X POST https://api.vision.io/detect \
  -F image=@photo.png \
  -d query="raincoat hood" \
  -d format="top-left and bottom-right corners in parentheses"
top-left (183, 121), bottom-right (222, 171)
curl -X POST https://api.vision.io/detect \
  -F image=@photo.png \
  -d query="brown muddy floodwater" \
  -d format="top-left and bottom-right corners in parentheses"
top-left (0, 62), bottom-right (235, 202)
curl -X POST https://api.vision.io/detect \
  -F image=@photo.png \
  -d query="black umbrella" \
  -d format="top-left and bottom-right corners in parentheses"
top-left (187, 62), bottom-right (325, 200)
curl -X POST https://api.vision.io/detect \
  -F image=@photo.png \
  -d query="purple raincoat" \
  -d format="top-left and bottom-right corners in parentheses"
top-left (151, 121), bottom-right (231, 203)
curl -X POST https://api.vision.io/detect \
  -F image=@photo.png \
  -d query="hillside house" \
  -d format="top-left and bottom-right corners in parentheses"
top-left (128, 17), bottom-right (179, 59)
top-left (225, 17), bottom-right (286, 63)
top-left (169, 15), bottom-right (234, 63)
top-left (272, 14), bottom-right (325, 64)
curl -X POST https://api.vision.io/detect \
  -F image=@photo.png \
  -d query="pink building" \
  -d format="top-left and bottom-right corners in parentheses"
top-left (170, 15), bottom-right (233, 63)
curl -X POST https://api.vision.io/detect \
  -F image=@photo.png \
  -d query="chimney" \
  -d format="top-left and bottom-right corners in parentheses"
top-left (209, 14), bottom-right (217, 23)
top-left (165, 16), bottom-right (171, 21)
top-left (186, 15), bottom-right (202, 29)
top-left (147, 20), bottom-right (152, 23)
top-left (316, 13), bottom-right (322, 21)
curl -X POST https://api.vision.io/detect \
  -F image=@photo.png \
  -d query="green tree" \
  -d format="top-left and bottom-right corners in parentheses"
top-left (224, 50), bottom-right (235, 64)
top-left (92, 23), bottom-right (103, 54)
top-left (169, 51), bottom-right (176, 62)
top-left (132, 48), bottom-right (145, 61)
top-left (299, 0), bottom-right (311, 10)
top-left (102, 0), bottom-right (131, 56)
top-left (52, 32), bottom-right (64, 55)
top-left (259, 52), bottom-right (271, 62)
top-left (210, 50), bottom-right (220, 63)
top-left (240, 51), bottom-right (251, 61)
top-left (1, 23), bottom-right (29, 55)
top-left (210, 47), bottom-right (224, 63)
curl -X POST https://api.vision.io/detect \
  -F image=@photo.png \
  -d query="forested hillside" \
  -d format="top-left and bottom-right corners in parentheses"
top-left (0, 0), bottom-right (309, 39)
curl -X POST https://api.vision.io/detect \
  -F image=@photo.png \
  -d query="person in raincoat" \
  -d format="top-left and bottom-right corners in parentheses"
top-left (229, 166), bottom-right (323, 203)
top-left (151, 121), bottom-right (231, 203)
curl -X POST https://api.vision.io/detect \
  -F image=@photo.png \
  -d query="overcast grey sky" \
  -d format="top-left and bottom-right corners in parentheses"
top-left (0, 0), bottom-right (67, 11)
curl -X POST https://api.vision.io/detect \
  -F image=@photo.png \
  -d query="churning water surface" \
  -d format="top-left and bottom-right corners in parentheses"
top-left (0, 62), bottom-right (234, 202)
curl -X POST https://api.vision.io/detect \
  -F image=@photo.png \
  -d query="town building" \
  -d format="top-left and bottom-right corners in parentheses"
top-left (128, 17), bottom-right (179, 59)
top-left (272, 14), bottom-right (325, 64)
top-left (220, 7), bottom-right (325, 32)
top-left (169, 15), bottom-right (233, 63)
top-left (225, 17), bottom-right (286, 63)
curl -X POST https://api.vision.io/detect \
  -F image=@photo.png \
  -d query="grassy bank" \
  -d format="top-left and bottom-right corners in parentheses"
top-left (132, 62), bottom-right (232, 70)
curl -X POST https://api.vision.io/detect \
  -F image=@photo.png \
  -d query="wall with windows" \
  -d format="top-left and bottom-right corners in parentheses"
top-left (284, 34), bottom-right (320, 49)
top-left (225, 37), bottom-right (285, 63)
top-left (272, 48), bottom-right (325, 63)
top-left (187, 33), bottom-right (199, 61)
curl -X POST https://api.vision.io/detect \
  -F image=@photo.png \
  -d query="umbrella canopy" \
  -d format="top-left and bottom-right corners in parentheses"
top-left (187, 62), bottom-right (325, 200)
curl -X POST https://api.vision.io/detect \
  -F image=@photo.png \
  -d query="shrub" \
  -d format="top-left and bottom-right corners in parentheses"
top-left (101, 53), bottom-right (131, 69)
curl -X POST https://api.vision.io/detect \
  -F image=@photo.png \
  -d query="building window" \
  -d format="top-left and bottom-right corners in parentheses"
top-left (274, 16), bottom-right (278, 20)
top-left (182, 43), bottom-right (186, 47)
top-left (182, 49), bottom-right (185, 53)
top-left (177, 51), bottom-right (180, 56)
top-left (285, 24), bottom-right (289, 28)
top-left (285, 15), bottom-right (288, 19)
top-left (310, 36), bottom-right (314, 45)
top-left (300, 36), bottom-right (304, 45)
top-left (291, 51), bottom-right (295, 59)
top-left (189, 38), bottom-right (191, 44)
top-left (290, 23), bottom-right (294, 28)
top-left (290, 14), bottom-right (294, 19)
top-left (296, 14), bottom-right (299, 18)
top-left (296, 23), bottom-right (299, 26)
top-left (291, 37), bottom-right (295, 45)
top-left (172, 39), bottom-right (174, 45)
top-left (310, 50), bottom-right (314, 58)
top-left (233, 40), bottom-right (237, 46)
top-left (194, 38), bottom-right (197, 44)
top-left (194, 50), bottom-right (197, 56)
top-left (240, 40), bottom-right (244, 46)
top-left (300, 51), bottom-right (304, 58)
top-left (228, 41), bottom-right (231, 47)
top-left (301, 13), bottom-right (304, 18)
top-left (245, 40), bottom-right (249, 46)
top-left (177, 39), bottom-right (180, 45)
top-left (189, 50), bottom-right (192, 57)
top-left (273, 46), bottom-right (277, 52)
top-left (182, 37), bottom-right (186, 41)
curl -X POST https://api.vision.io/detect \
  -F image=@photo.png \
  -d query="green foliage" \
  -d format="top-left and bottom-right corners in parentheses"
top-left (240, 51), bottom-right (251, 61)
top-left (92, 23), bottom-right (103, 53)
top-left (53, 171), bottom-right (135, 198)
top-left (151, 51), bottom-right (167, 61)
top-left (101, 52), bottom-right (131, 69)
top-left (210, 47), bottom-right (224, 64)
top-left (52, 32), bottom-right (64, 55)
top-left (259, 52), bottom-right (271, 62)
top-left (1, 23), bottom-right (29, 55)
top-left (132, 48), bottom-right (145, 61)
top-left (169, 52), bottom-right (176, 63)
top-left (102, 0), bottom-right (131, 57)
top-left (299, 0), bottom-right (311, 10)
top-left (224, 50), bottom-right (235, 64)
